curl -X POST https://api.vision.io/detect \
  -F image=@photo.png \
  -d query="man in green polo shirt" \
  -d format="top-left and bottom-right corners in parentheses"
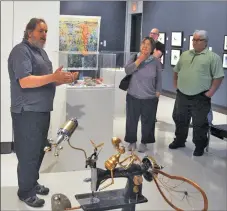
top-left (169, 30), bottom-right (224, 156)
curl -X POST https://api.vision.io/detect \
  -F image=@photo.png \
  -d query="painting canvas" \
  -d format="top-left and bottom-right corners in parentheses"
top-left (158, 32), bottom-right (166, 44)
top-left (59, 15), bottom-right (101, 70)
top-left (171, 49), bottom-right (181, 66)
top-left (171, 32), bottom-right (183, 47)
top-left (223, 54), bottom-right (227, 69)
top-left (224, 36), bottom-right (227, 51)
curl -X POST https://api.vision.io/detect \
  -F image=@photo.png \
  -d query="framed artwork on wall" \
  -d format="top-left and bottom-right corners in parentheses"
top-left (223, 53), bottom-right (227, 69)
top-left (189, 35), bottom-right (193, 50)
top-left (158, 32), bottom-right (166, 44)
top-left (171, 31), bottom-right (183, 47)
top-left (224, 35), bottom-right (227, 51)
top-left (171, 49), bottom-right (181, 66)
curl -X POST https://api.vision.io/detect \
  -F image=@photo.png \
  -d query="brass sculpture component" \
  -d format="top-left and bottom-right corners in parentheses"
top-left (44, 139), bottom-right (63, 156)
top-left (90, 140), bottom-right (104, 150)
top-left (44, 135), bottom-right (103, 159)
top-left (44, 146), bottom-right (52, 152)
top-left (133, 185), bottom-right (139, 193)
top-left (99, 137), bottom-right (141, 191)
top-left (133, 175), bottom-right (143, 194)
top-left (133, 175), bottom-right (143, 186)
top-left (44, 142), bottom-right (65, 157)
top-left (111, 137), bottom-right (122, 148)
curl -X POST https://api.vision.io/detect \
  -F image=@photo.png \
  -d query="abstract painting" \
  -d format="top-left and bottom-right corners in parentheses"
top-left (59, 15), bottom-right (101, 70)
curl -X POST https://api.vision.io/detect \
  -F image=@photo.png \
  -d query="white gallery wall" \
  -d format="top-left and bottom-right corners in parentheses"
top-left (1, 1), bottom-right (14, 143)
top-left (1, 1), bottom-right (61, 144)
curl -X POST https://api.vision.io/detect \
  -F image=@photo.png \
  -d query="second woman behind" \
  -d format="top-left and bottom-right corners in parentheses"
top-left (124, 37), bottom-right (162, 153)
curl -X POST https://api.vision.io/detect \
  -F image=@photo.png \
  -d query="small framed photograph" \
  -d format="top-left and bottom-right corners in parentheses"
top-left (171, 31), bottom-right (183, 47)
top-left (171, 49), bottom-right (181, 66)
top-left (223, 53), bottom-right (227, 69)
top-left (189, 35), bottom-right (193, 50)
top-left (224, 35), bottom-right (227, 51)
top-left (158, 32), bottom-right (166, 44)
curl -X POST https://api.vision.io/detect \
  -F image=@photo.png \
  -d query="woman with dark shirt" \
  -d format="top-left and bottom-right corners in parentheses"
top-left (124, 37), bottom-right (162, 153)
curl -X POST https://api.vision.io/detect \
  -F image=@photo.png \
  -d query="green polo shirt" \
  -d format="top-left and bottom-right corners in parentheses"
top-left (173, 48), bottom-right (224, 95)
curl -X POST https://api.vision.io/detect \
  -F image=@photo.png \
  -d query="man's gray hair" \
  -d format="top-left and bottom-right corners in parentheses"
top-left (193, 30), bottom-right (209, 41)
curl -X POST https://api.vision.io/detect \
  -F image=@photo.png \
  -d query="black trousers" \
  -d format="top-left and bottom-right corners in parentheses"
top-left (124, 93), bottom-right (158, 144)
top-left (11, 110), bottom-right (50, 199)
top-left (172, 90), bottom-right (211, 149)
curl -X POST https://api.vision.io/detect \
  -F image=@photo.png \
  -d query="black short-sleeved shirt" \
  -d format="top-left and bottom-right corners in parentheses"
top-left (8, 39), bottom-right (56, 113)
top-left (155, 41), bottom-right (165, 55)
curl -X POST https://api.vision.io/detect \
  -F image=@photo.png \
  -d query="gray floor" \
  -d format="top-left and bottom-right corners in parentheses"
top-left (1, 96), bottom-right (227, 210)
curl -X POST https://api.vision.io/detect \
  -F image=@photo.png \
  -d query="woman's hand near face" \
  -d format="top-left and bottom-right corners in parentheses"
top-left (135, 53), bottom-right (147, 67)
top-left (138, 53), bottom-right (148, 62)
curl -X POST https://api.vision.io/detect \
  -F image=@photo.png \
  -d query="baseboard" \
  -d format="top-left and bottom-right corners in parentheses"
top-left (0, 142), bottom-right (14, 154)
top-left (162, 89), bottom-right (227, 115)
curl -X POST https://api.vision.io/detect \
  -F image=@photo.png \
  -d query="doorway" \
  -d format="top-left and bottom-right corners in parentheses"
top-left (130, 13), bottom-right (142, 53)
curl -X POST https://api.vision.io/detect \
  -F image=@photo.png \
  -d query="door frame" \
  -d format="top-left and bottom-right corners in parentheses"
top-left (124, 1), bottom-right (143, 63)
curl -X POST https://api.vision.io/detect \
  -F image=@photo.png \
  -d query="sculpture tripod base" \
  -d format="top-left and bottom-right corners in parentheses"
top-left (75, 188), bottom-right (148, 211)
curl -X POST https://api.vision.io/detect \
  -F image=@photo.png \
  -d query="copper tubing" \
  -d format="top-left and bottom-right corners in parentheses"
top-left (153, 169), bottom-right (208, 211)
top-left (65, 206), bottom-right (81, 210)
top-left (67, 139), bottom-right (87, 160)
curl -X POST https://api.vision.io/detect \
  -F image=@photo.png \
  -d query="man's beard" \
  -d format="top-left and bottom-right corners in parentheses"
top-left (30, 36), bottom-right (45, 49)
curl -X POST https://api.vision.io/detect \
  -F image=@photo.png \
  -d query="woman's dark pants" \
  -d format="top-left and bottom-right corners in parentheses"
top-left (124, 94), bottom-right (158, 144)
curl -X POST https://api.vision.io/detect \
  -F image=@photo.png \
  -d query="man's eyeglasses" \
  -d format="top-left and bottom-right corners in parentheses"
top-left (192, 39), bottom-right (205, 42)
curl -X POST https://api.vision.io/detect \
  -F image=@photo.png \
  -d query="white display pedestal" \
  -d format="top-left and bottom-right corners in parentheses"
top-left (100, 68), bottom-right (127, 118)
top-left (49, 84), bottom-right (67, 139)
top-left (42, 85), bottom-right (115, 173)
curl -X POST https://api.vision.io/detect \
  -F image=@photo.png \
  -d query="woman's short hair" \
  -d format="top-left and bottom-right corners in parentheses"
top-left (23, 18), bottom-right (46, 40)
top-left (142, 36), bottom-right (156, 54)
